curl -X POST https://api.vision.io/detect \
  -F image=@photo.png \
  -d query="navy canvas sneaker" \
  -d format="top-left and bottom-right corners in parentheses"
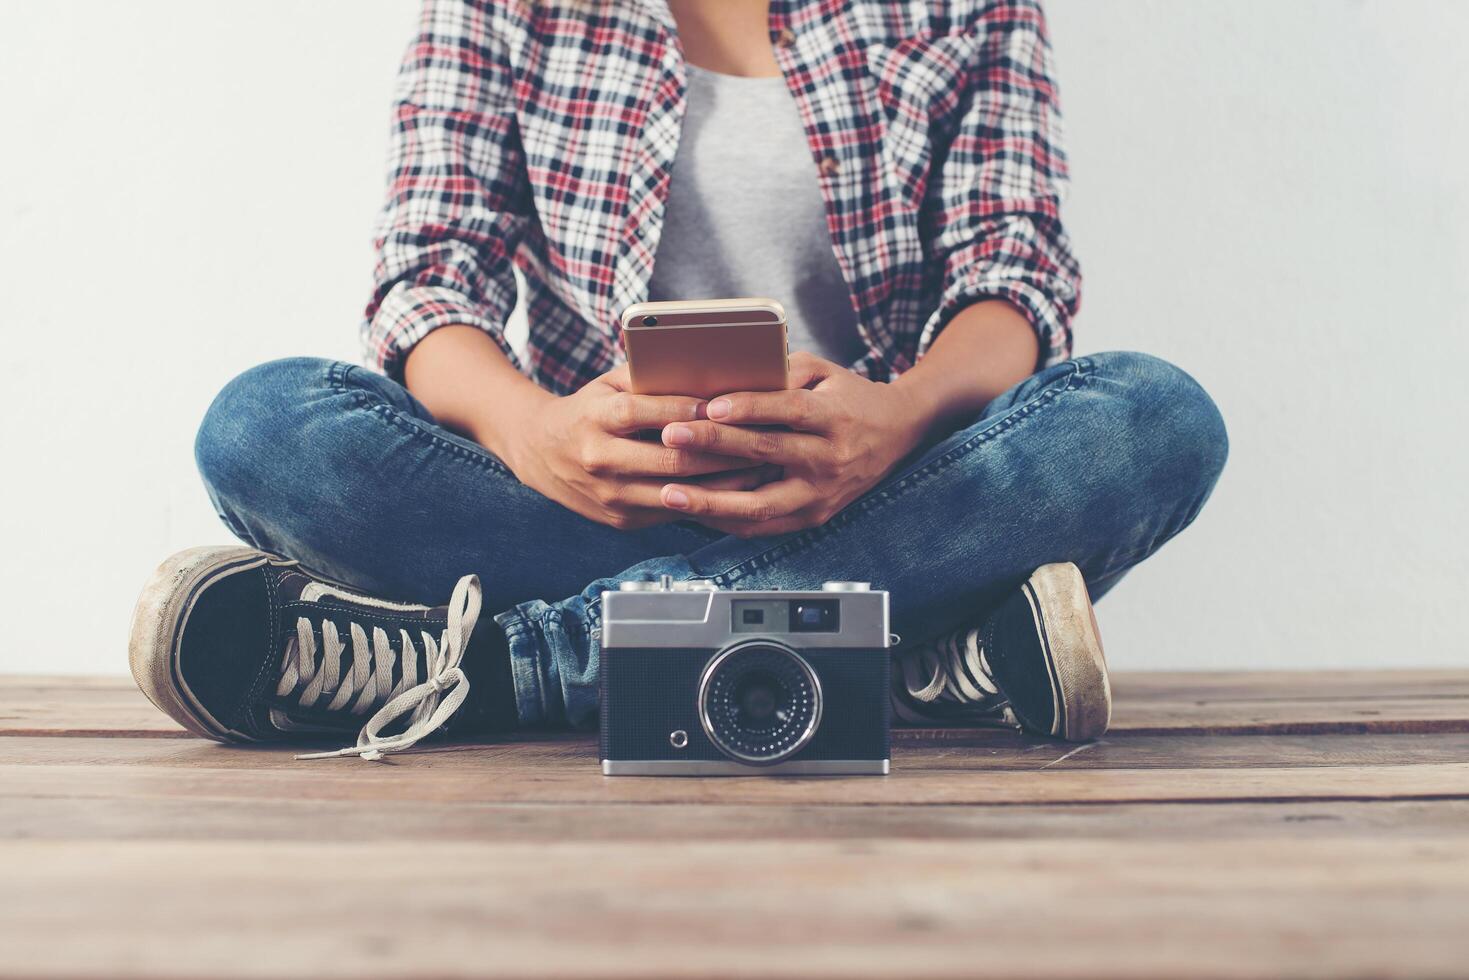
top-left (128, 547), bottom-right (514, 759)
top-left (892, 562), bottom-right (1111, 741)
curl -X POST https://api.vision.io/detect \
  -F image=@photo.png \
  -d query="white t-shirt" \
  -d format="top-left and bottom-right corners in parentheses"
top-left (646, 64), bottom-right (866, 367)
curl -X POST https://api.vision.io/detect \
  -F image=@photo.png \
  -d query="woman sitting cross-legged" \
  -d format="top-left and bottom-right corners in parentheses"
top-left (128, 0), bottom-right (1227, 757)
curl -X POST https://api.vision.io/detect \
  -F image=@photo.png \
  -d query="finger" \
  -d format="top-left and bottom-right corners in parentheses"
top-left (691, 464), bottom-right (784, 492)
top-left (579, 479), bottom-right (703, 529)
top-left (697, 514), bottom-right (821, 539)
top-left (705, 388), bottom-right (826, 431)
top-left (560, 484), bottom-right (674, 531)
top-left (661, 419), bottom-right (828, 464)
top-left (585, 470), bottom-right (779, 531)
top-left (659, 478), bottom-right (814, 522)
top-left (596, 364), bottom-right (633, 390)
top-left (600, 391), bottom-right (706, 435)
top-left (592, 439), bottom-right (764, 479)
top-left (591, 478), bottom-right (668, 511)
top-left (787, 350), bottom-right (838, 389)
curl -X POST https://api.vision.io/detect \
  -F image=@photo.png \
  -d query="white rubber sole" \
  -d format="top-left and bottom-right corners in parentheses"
top-left (1021, 562), bottom-right (1112, 741)
top-left (127, 546), bottom-right (278, 742)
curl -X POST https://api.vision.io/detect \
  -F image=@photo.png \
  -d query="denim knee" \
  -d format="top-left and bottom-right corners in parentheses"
top-left (194, 357), bottom-right (338, 511)
top-left (1087, 351), bottom-right (1229, 518)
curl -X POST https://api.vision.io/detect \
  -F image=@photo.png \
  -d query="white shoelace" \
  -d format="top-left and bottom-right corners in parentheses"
top-left (293, 575), bottom-right (482, 762)
top-left (899, 628), bottom-right (998, 703)
top-left (894, 626), bottom-right (1018, 726)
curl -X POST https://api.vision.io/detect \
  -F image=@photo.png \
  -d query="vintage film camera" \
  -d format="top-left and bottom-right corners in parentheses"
top-left (599, 577), bottom-right (891, 776)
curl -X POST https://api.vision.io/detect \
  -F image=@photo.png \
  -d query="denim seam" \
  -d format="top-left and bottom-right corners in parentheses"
top-left (534, 611), bottom-right (563, 720)
top-left (711, 360), bottom-right (1093, 586)
top-left (325, 365), bottom-right (716, 550)
top-left (327, 364), bottom-right (517, 479)
top-left (540, 606), bottom-right (598, 728)
top-left (496, 613), bottom-right (549, 724)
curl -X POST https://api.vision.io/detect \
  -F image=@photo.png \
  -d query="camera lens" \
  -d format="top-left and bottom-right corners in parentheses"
top-left (698, 641), bottom-right (822, 765)
top-left (642, 315), bottom-right (658, 326)
top-left (734, 672), bottom-right (780, 728)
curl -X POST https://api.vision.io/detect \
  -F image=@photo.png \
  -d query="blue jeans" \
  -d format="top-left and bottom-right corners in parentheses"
top-left (196, 352), bottom-right (1227, 728)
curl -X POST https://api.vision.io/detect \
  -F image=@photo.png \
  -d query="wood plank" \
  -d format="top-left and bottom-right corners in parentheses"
top-left (1111, 669), bottom-right (1469, 701)
top-left (6, 672), bottom-right (1467, 979)
top-left (5, 759), bottom-right (1466, 807)
top-left (2, 838), bottom-right (1466, 978)
top-left (889, 730), bottom-right (1469, 768)
top-left (0, 675), bottom-right (187, 737)
top-left (8, 730), bottom-right (1469, 773)
top-left (1105, 670), bottom-right (1469, 733)
top-left (6, 795), bottom-right (1469, 844)
top-left (6, 670), bottom-right (1469, 739)
top-left (1092, 700), bottom-right (1469, 735)
top-left (1100, 688), bottom-right (1469, 735)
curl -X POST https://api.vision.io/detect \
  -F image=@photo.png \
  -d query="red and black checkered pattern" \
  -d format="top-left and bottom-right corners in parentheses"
top-left (365, 0), bottom-right (1080, 394)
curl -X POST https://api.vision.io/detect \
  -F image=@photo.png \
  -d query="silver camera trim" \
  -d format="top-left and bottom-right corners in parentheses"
top-left (696, 640), bottom-right (824, 766)
top-left (603, 758), bottom-right (889, 776)
top-left (600, 585), bottom-right (891, 650)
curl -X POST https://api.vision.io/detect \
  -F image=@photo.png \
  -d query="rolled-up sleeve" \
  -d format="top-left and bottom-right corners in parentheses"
top-left (363, 0), bottom-right (530, 381)
top-left (917, 0), bottom-right (1081, 367)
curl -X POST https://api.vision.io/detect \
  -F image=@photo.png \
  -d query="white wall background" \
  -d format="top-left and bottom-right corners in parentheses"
top-left (1, 1), bottom-right (1465, 676)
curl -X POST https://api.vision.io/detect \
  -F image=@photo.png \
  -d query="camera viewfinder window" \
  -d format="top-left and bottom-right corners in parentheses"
top-left (732, 600), bottom-right (786, 633)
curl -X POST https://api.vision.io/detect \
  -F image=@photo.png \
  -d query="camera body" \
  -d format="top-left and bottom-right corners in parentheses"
top-left (599, 578), bottom-right (891, 776)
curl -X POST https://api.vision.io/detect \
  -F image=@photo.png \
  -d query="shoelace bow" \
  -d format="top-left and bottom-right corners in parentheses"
top-left (293, 575), bottom-right (482, 762)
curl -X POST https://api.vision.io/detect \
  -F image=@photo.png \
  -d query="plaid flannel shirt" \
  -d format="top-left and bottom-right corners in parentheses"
top-left (364, 0), bottom-right (1080, 394)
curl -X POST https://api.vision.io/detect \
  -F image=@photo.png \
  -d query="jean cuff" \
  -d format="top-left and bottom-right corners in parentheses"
top-left (494, 602), bottom-right (558, 727)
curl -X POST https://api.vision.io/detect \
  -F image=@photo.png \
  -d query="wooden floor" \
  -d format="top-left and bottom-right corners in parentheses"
top-left (4, 670), bottom-right (1468, 978)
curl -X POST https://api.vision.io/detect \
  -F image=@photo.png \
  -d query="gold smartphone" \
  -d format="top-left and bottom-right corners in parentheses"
top-left (621, 297), bottom-right (789, 399)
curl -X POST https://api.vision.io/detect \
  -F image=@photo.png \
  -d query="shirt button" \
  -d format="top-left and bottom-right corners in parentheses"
top-left (818, 155), bottom-right (841, 177)
top-left (774, 28), bottom-right (796, 48)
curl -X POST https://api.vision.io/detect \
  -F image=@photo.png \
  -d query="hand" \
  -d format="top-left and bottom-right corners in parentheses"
top-left (656, 352), bottom-right (929, 537)
top-left (504, 365), bottom-right (771, 530)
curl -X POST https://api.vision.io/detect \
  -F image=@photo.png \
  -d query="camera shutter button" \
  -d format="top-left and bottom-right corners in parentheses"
top-left (821, 581), bottom-right (870, 592)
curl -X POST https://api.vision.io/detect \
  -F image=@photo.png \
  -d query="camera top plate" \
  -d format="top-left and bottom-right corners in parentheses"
top-left (600, 581), bottom-right (891, 650)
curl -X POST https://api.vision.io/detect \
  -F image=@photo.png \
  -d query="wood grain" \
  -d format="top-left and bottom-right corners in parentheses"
top-left (5, 795), bottom-right (1469, 844)
top-left (1110, 669), bottom-right (1469, 701)
top-left (5, 670), bottom-right (1469, 979)
top-left (7, 669), bottom-right (1469, 737)
top-left (8, 730), bottom-right (1469, 773)
top-left (0, 675), bottom-right (187, 737)
top-left (6, 760), bottom-right (1467, 807)
top-left (3, 838), bottom-right (1467, 979)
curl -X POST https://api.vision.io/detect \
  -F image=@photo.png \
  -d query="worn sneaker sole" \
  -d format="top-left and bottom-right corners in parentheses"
top-left (127, 546), bottom-right (279, 742)
top-left (1021, 562), bottom-right (1112, 741)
